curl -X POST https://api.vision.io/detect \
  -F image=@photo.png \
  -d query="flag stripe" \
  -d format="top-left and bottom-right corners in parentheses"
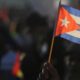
top-left (67, 30), bottom-right (80, 38)
top-left (61, 30), bottom-right (80, 44)
top-left (70, 14), bottom-right (80, 25)
top-left (62, 5), bottom-right (80, 17)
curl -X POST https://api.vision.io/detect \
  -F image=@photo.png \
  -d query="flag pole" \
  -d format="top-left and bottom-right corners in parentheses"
top-left (48, 0), bottom-right (61, 63)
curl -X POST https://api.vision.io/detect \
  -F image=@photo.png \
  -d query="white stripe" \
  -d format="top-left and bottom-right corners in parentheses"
top-left (66, 30), bottom-right (80, 38)
top-left (70, 14), bottom-right (80, 25)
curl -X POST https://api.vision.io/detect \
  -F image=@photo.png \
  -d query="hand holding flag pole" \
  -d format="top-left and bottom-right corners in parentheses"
top-left (48, 0), bottom-right (61, 63)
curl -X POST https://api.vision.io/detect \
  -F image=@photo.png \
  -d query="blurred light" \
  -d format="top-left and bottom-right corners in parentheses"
top-left (41, 43), bottom-right (48, 54)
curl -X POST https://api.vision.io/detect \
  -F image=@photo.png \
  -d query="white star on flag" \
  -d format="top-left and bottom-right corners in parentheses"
top-left (61, 17), bottom-right (70, 28)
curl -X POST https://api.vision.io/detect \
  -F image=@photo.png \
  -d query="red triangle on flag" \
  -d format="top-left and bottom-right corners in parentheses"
top-left (55, 7), bottom-right (79, 36)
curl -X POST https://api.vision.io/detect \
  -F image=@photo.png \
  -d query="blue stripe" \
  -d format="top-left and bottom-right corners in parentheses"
top-left (61, 5), bottom-right (80, 17)
top-left (60, 33), bottom-right (80, 44)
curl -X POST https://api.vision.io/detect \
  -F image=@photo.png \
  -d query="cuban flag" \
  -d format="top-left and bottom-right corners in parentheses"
top-left (55, 5), bottom-right (80, 44)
